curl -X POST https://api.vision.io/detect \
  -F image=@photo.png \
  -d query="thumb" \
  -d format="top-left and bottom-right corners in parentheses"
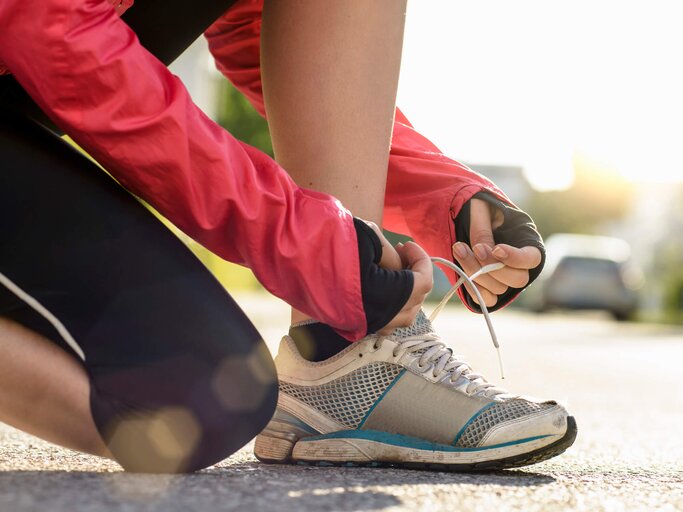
top-left (396, 242), bottom-right (433, 293)
top-left (491, 244), bottom-right (542, 270)
top-left (362, 220), bottom-right (403, 271)
top-left (469, 198), bottom-right (495, 256)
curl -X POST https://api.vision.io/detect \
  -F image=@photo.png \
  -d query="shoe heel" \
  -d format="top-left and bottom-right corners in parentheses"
top-left (254, 430), bottom-right (296, 463)
top-left (254, 408), bottom-right (319, 464)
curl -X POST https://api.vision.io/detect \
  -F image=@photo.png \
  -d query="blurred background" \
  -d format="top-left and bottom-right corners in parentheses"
top-left (166, 0), bottom-right (683, 326)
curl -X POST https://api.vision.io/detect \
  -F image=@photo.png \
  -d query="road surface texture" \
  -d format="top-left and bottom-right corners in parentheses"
top-left (1, 294), bottom-right (682, 512)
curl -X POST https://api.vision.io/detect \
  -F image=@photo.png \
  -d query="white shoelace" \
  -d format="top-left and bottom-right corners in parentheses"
top-left (389, 258), bottom-right (509, 398)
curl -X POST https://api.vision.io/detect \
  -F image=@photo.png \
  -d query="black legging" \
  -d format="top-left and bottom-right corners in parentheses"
top-left (0, 0), bottom-right (278, 473)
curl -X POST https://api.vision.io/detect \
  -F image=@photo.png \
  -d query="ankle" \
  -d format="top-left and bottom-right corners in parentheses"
top-left (288, 322), bottom-right (351, 362)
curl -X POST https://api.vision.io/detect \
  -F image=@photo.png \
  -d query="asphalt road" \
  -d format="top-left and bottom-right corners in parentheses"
top-left (1, 295), bottom-right (682, 512)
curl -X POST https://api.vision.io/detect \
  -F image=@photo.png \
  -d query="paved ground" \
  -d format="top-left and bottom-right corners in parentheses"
top-left (1, 295), bottom-right (682, 511)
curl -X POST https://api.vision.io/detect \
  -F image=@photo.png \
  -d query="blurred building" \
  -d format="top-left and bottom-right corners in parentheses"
top-left (467, 164), bottom-right (533, 207)
top-left (168, 38), bottom-right (220, 120)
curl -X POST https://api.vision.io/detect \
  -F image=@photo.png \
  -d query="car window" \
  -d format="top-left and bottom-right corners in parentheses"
top-left (556, 257), bottom-right (620, 278)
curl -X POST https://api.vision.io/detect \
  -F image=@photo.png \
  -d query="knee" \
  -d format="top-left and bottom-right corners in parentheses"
top-left (90, 342), bottom-right (278, 473)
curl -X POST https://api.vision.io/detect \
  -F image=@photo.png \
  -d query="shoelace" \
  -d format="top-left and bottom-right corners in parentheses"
top-left (388, 258), bottom-right (508, 398)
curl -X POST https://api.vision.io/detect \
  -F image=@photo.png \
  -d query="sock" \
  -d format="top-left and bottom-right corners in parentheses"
top-left (288, 322), bottom-right (351, 362)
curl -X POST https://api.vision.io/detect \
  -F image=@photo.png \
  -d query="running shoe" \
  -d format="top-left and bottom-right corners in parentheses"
top-left (254, 260), bottom-right (577, 470)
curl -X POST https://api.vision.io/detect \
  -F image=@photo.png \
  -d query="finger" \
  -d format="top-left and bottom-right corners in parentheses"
top-left (364, 221), bottom-right (403, 271)
top-left (469, 199), bottom-right (504, 283)
top-left (452, 242), bottom-right (501, 306)
top-left (491, 203), bottom-right (505, 230)
top-left (455, 243), bottom-right (508, 296)
top-left (472, 242), bottom-right (499, 267)
top-left (489, 265), bottom-right (530, 289)
top-left (473, 243), bottom-right (529, 288)
top-left (469, 199), bottom-right (496, 249)
top-left (396, 241), bottom-right (433, 295)
top-left (381, 242), bottom-right (433, 333)
top-left (394, 242), bottom-right (410, 268)
top-left (491, 244), bottom-right (542, 270)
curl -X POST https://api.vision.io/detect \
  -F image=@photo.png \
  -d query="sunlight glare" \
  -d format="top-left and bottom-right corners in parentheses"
top-left (398, 0), bottom-right (683, 189)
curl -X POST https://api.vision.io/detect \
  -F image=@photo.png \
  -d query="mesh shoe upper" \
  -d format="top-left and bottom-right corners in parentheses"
top-left (279, 362), bottom-right (403, 429)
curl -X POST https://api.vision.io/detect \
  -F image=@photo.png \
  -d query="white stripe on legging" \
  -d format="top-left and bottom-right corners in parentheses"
top-left (0, 271), bottom-right (85, 361)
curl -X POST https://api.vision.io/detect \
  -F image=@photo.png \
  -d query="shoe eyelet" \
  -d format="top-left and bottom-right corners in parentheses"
top-left (416, 361), bottom-right (432, 373)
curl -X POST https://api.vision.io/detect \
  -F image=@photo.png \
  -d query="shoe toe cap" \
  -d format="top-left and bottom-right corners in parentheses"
top-left (478, 402), bottom-right (569, 447)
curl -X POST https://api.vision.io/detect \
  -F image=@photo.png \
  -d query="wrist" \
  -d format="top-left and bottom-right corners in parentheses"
top-left (353, 218), bottom-right (414, 333)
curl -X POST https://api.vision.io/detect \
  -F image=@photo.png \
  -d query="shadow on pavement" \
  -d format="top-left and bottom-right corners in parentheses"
top-left (0, 463), bottom-right (555, 511)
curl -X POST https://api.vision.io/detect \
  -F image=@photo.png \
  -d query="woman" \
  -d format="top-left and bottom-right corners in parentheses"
top-left (0, 0), bottom-right (574, 473)
top-left (0, 0), bottom-right (435, 473)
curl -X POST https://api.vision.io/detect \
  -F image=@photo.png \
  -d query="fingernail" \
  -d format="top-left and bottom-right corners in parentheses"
top-left (397, 242), bottom-right (404, 248)
top-left (453, 242), bottom-right (467, 259)
top-left (474, 244), bottom-right (489, 260)
top-left (492, 246), bottom-right (508, 259)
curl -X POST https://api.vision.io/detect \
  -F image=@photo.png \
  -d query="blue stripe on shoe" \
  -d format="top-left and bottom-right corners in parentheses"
top-left (451, 402), bottom-right (498, 446)
top-left (273, 408), bottom-right (320, 435)
top-left (298, 429), bottom-right (551, 452)
top-left (357, 369), bottom-right (406, 429)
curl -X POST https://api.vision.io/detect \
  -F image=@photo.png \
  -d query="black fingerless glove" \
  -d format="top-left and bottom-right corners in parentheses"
top-left (353, 218), bottom-right (414, 333)
top-left (454, 192), bottom-right (545, 312)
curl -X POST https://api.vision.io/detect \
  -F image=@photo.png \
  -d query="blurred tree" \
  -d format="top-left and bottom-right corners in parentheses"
top-left (652, 184), bottom-right (683, 322)
top-left (526, 154), bottom-right (635, 238)
top-left (215, 81), bottom-right (273, 156)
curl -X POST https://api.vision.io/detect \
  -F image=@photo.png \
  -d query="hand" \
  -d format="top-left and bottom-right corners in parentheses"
top-left (452, 198), bottom-right (541, 307)
top-left (380, 241), bottom-right (433, 332)
top-left (359, 221), bottom-right (433, 331)
top-left (363, 221), bottom-right (404, 271)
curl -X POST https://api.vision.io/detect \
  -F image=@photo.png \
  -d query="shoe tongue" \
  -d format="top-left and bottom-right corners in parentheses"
top-left (391, 310), bottom-right (434, 340)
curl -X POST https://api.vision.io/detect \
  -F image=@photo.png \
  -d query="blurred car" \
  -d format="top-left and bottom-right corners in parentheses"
top-left (525, 234), bottom-right (643, 320)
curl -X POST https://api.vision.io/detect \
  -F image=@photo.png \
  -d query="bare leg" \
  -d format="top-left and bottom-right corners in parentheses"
top-left (0, 317), bottom-right (110, 457)
top-left (261, 0), bottom-right (407, 324)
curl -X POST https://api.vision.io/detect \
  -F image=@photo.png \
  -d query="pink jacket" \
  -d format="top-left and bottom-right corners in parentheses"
top-left (0, 0), bottom-right (515, 340)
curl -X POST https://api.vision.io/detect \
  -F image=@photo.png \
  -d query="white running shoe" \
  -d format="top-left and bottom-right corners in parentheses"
top-left (254, 260), bottom-right (577, 471)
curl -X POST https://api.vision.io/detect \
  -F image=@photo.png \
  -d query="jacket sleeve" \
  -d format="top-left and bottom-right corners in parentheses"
top-left (0, 0), bottom-right (367, 340)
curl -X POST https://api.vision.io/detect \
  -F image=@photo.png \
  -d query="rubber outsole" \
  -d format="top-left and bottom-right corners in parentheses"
top-left (255, 416), bottom-right (578, 472)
